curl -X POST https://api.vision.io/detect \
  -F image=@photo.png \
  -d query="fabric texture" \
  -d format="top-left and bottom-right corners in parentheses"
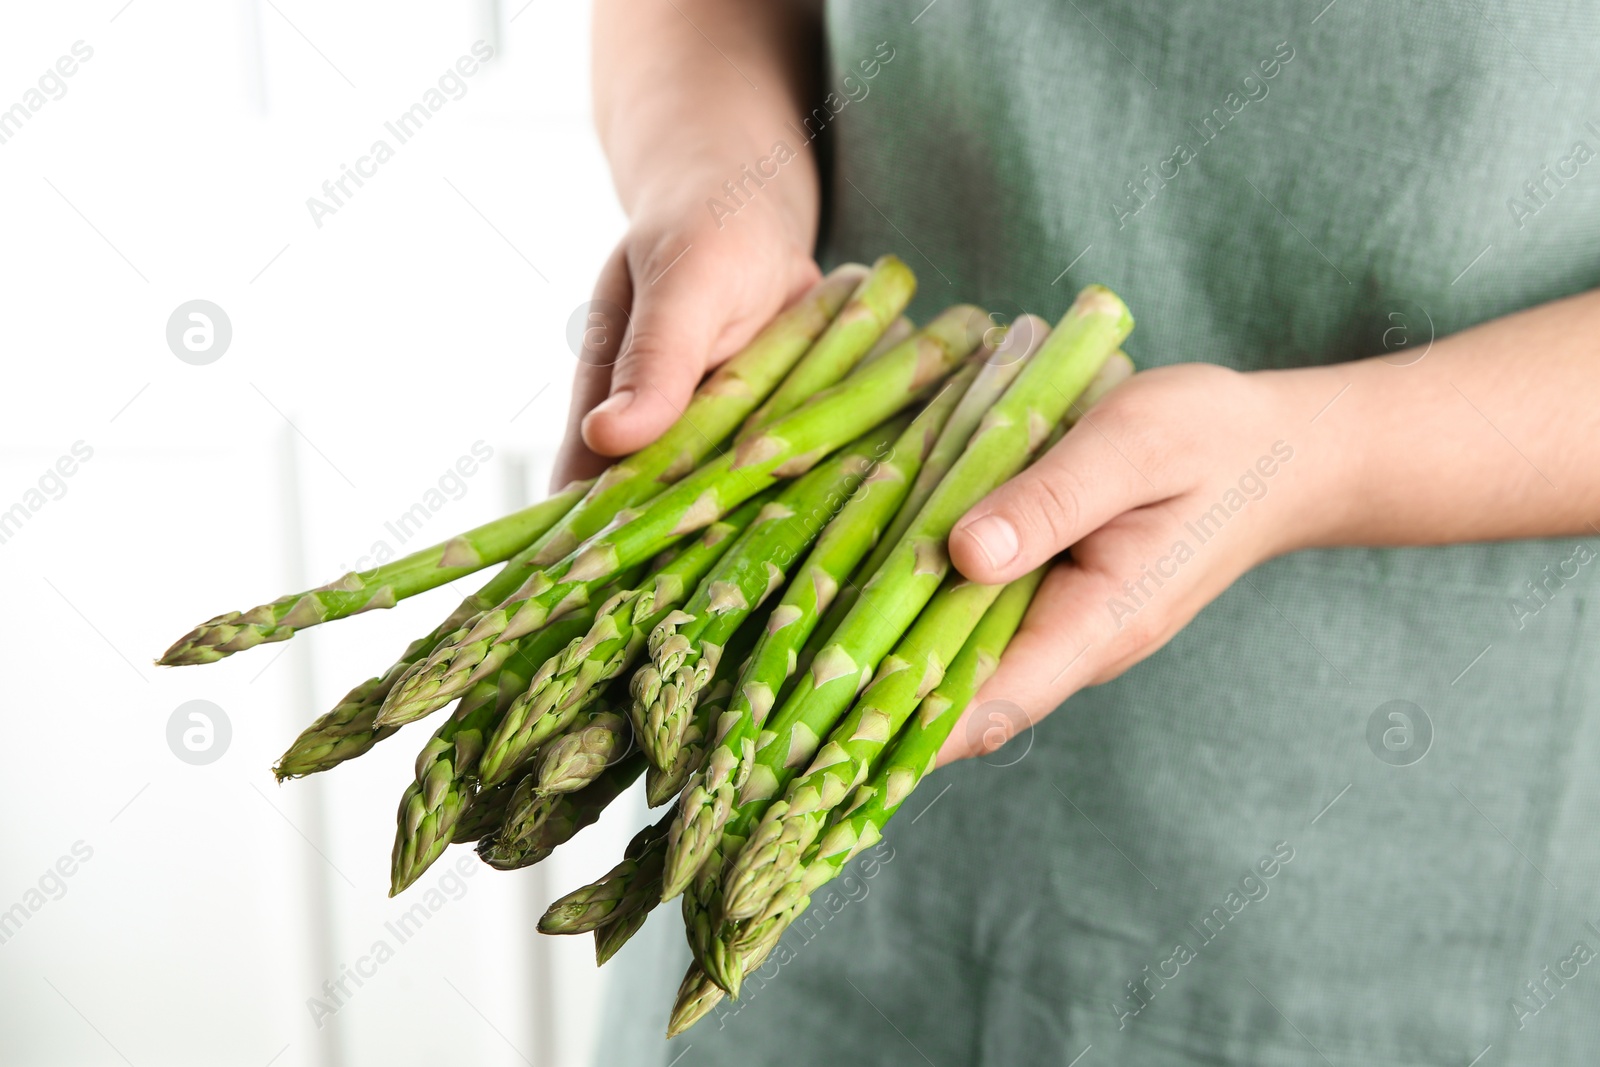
top-left (598, 2), bottom-right (1600, 1062)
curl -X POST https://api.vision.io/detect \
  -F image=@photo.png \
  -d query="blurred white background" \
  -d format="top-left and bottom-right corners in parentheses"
top-left (0, 2), bottom-right (645, 1064)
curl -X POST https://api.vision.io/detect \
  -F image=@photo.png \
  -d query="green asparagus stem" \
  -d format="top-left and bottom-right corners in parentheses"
top-left (160, 481), bottom-right (593, 667)
top-left (630, 416), bottom-right (915, 772)
top-left (539, 813), bottom-right (672, 935)
top-left (807, 318), bottom-right (1039, 649)
top-left (477, 753), bottom-right (646, 871)
top-left (388, 608), bottom-right (603, 894)
top-left (719, 572), bottom-right (1005, 920)
top-left (731, 570), bottom-right (1045, 980)
top-left (1068, 349), bottom-right (1135, 423)
top-left (736, 255), bottom-right (916, 437)
top-left (660, 365), bottom-right (976, 900)
top-left (380, 306), bottom-right (990, 726)
top-left (860, 316), bottom-right (916, 365)
top-left (279, 266), bottom-right (865, 770)
top-left (475, 498), bottom-right (769, 788)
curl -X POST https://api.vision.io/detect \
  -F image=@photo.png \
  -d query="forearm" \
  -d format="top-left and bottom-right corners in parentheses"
top-left (1281, 287), bottom-right (1600, 551)
top-left (592, 0), bottom-right (822, 230)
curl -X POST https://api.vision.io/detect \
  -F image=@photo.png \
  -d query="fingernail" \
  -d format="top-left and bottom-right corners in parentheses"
top-left (962, 514), bottom-right (1018, 570)
top-left (592, 388), bottom-right (634, 418)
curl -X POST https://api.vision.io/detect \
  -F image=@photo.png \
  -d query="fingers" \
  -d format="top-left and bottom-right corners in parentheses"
top-left (552, 247), bottom-right (629, 488)
top-left (949, 408), bottom-right (1168, 584)
top-left (550, 363), bottom-right (613, 489)
top-left (580, 243), bottom-right (726, 457)
top-left (937, 497), bottom-right (1253, 765)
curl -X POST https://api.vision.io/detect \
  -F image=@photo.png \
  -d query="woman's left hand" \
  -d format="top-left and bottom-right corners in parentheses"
top-left (939, 362), bottom-right (1333, 764)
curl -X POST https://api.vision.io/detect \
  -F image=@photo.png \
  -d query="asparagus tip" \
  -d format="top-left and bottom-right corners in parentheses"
top-left (666, 965), bottom-right (726, 1037)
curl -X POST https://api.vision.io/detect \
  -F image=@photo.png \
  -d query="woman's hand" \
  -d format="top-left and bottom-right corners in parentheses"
top-left (556, 0), bottom-right (826, 489)
top-left (941, 275), bottom-right (1600, 765)
top-left (939, 362), bottom-right (1331, 764)
top-left (552, 188), bottom-right (820, 487)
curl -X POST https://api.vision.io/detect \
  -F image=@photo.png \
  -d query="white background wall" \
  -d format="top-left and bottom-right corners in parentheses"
top-left (0, 3), bottom-right (646, 1064)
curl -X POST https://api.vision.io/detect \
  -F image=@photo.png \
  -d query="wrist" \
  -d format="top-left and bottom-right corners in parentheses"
top-left (1248, 364), bottom-right (1372, 557)
top-left (630, 143), bottom-right (816, 233)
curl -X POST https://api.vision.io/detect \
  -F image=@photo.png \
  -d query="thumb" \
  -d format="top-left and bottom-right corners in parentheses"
top-left (948, 414), bottom-right (1161, 584)
top-left (581, 243), bottom-right (722, 457)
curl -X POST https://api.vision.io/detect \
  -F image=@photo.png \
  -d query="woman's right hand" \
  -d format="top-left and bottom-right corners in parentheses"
top-left (552, 176), bottom-right (822, 489)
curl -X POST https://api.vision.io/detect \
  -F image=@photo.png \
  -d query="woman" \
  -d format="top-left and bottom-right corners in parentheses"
top-left (557, 1), bottom-right (1600, 1062)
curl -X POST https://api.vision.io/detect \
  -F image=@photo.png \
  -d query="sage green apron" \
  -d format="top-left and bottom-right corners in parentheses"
top-left (601, 2), bottom-right (1600, 1062)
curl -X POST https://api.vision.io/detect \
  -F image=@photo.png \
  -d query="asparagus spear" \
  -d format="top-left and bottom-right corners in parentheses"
top-left (643, 605), bottom-right (761, 808)
top-left (380, 306), bottom-right (990, 726)
top-left (729, 570), bottom-right (1045, 980)
top-left (806, 318), bottom-right (1041, 650)
top-left (172, 267), bottom-right (872, 671)
top-left (388, 606), bottom-right (607, 894)
top-left (646, 672), bottom-right (727, 809)
top-left (475, 498), bottom-right (769, 788)
top-left (719, 572), bottom-right (1005, 920)
top-left (539, 813), bottom-right (672, 935)
top-left (859, 316), bottom-right (916, 365)
top-left (1065, 349), bottom-right (1134, 421)
top-left (660, 364), bottom-right (977, 899)
top-left (277, 266), bottom-right (867, 770)
top-left (531, 706), bottom-right (631, 796)
top-left (594, 907), bottom-right (650, 967)
top-left (477, 753), bottom-right (646, 871)
top-left (667, 964), bottom-right (727, 1038)
top-left (274, 670), bottom-right (406, 780)
top-left (451, 781), bottom-right (513, 844)
top-left (631, 415), bottom-right (916, 773)
top-left (693, 287), bottom-right (1128, 989)
top-left (160, 481), bottom-right (593, 666)
top-left (735, 255), bottom-right (915, 437)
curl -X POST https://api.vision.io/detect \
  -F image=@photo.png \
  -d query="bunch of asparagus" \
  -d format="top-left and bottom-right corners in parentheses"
top-left (159, 255), bottom-right (1135, 1036)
